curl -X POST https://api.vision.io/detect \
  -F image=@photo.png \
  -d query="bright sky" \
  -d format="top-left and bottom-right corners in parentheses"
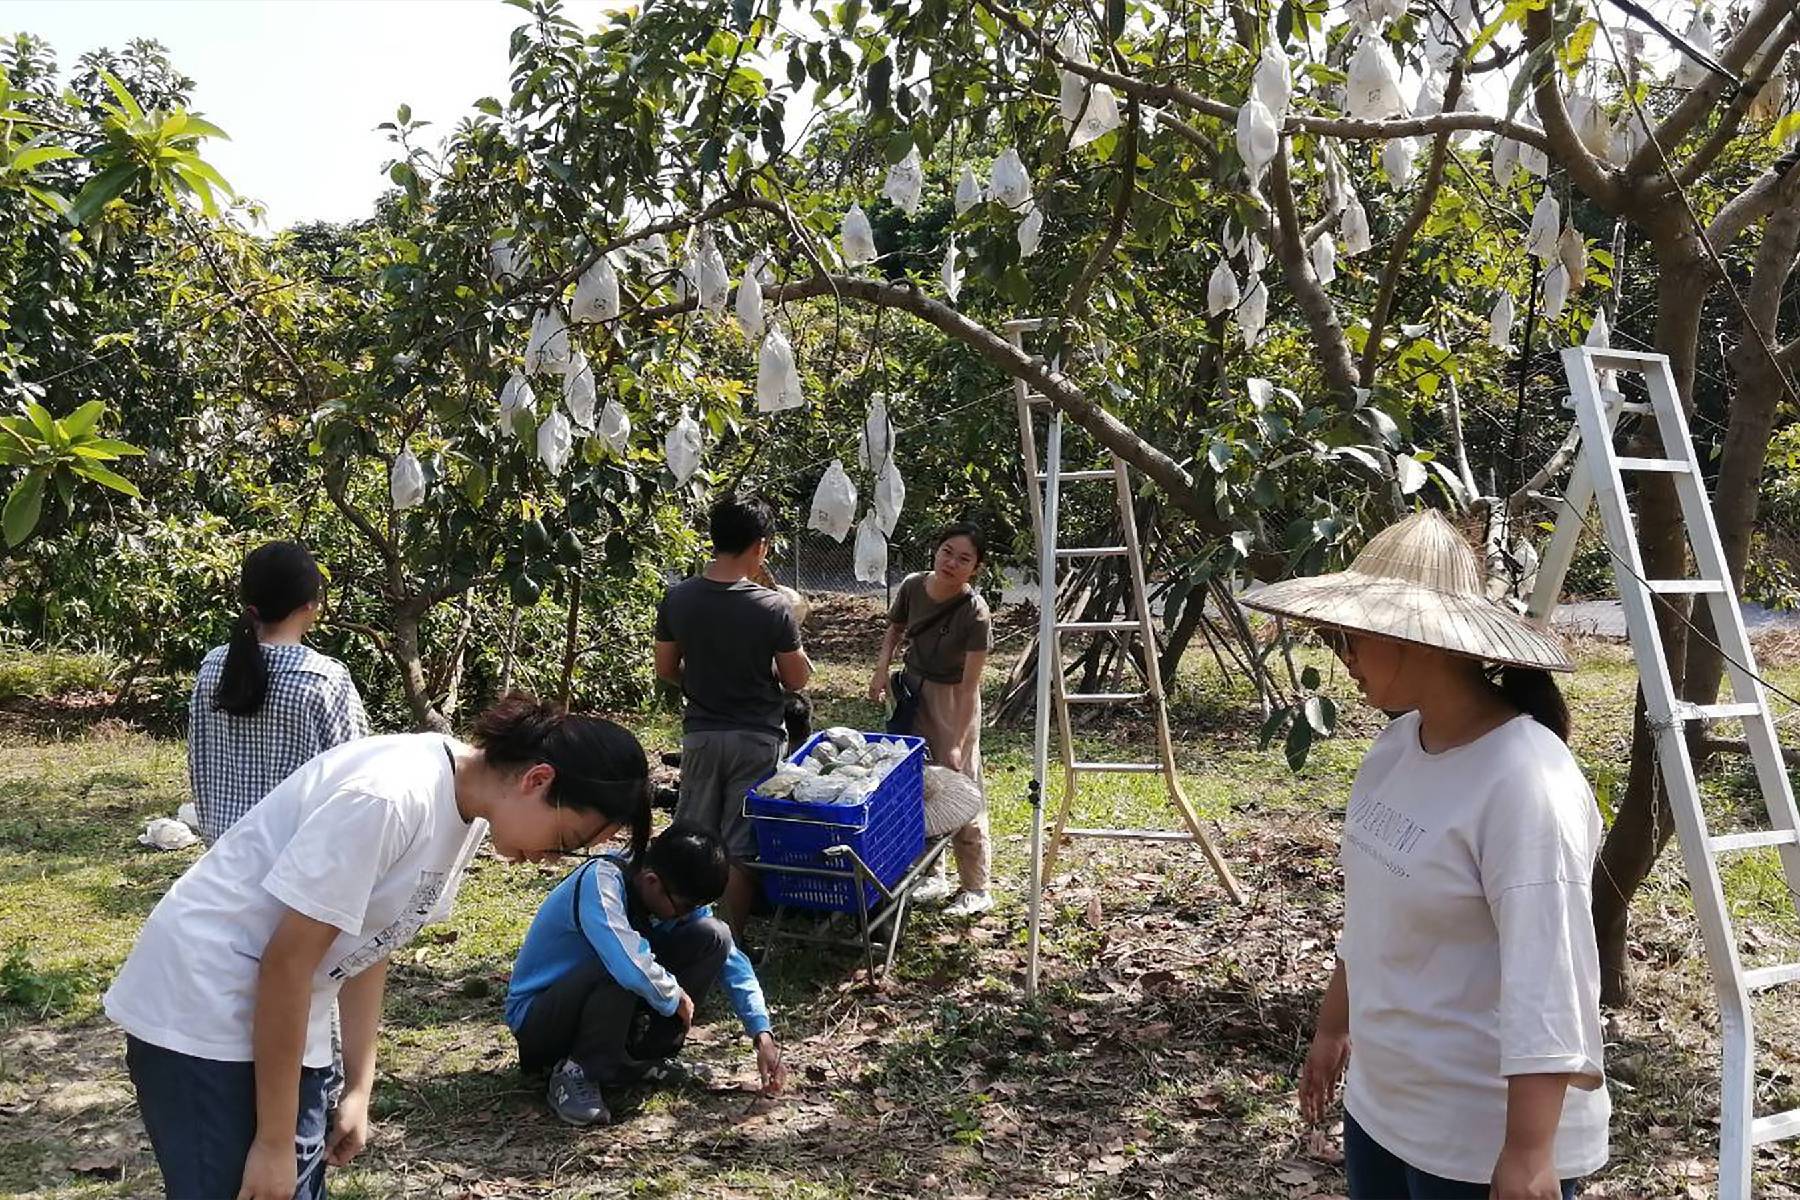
top-left (1, 0), bottom-right (616, 230)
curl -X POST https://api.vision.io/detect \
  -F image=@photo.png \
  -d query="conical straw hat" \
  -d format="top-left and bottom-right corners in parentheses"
top-left (1240, 510), bottom-right (1573, 672)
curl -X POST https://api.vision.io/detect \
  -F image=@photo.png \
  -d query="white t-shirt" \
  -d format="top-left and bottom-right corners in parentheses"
top-left (1339, 711), bottom-right (1610, 1183)
top-left (105, 734), bottom-right (485, 1068)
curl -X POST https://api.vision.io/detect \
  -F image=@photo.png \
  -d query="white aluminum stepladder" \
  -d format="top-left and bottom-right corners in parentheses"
top-left (1529, 346), bottom-right (1800, 1199)
top-left (1006, 318), bottom-right (1245, 1002)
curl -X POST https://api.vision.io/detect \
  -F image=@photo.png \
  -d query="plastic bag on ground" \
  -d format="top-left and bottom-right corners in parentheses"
top-left (1489, 291), bottom-right (1514, 350)
top-left (1017, 204), bottom-right (1044, 257)
top-left (526, 306), bottom-right (573, 374)
top-left (955, 165), bottom-right (983, 215)
top-left (874, 458), bottom-right (905, 536)
top-left (756, 325), bottom-right (804, 412)
top-left (665, 409), bottom-right (703, 483)
top-left (390, 447), bottom-right (425, 511)
top-left (141, 817), bottom-right (199, 851)
top-left (809, 459), bottom-right (857, 542)
top-left (597, 397), bottom-right (631, 455)
top-left (883, 146), bottom-right (924, 217)
top-left (735, 264), bottom-right (765, 339)
top-left (563, 350), bottom-right (597, 430)
top-left (859, 393), bottom-right (893, 471)
top-left (1310, 234), bottom-right (1338, 285)
top-left (853, 512), bottom-right (889, 585)
top-left (537, 408), bottom-right (574, 475)
top-left (570, 255), bottom-right (620, 323)
top-left (989, 147), bottom-right (1032, 209)
top-left (841, 203), bottom-right (877, 266)
top-left (1527, 194), bottom-right (1561, 260)
top-left (1207, 259), bottom-right (1240, 316)
top-left (498, 371), bottom-right (535, 437)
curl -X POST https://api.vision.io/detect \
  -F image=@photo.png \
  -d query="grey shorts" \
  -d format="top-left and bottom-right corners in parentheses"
top-left (676, 729), bottom-right (784, 860)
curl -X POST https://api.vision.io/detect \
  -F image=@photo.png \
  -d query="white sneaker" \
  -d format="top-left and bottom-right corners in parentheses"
top-left (910, 875), bottom-right (956, 906)
top-left (944, 890), bottom-right (994, 919)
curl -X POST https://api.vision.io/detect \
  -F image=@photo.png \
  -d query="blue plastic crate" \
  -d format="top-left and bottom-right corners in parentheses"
top-left (746, 732), bottom-right (926, 912)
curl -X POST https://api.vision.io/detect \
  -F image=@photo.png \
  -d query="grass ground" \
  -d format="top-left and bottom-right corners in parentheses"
top-left (1, 598), bottom-right (1797, 1198)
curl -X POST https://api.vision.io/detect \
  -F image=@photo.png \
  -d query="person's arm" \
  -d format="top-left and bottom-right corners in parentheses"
top-left (868, 623), bottom-right (904, 702)
top-left (704, 918), bottom-right (787, 1095)
top-left (578, 862), bottom-right (684, 1017)
top-left (1491, 1073), bottom-right (1572, 1199)
top-left (775, 647), bottom-right (812, 691)
top-left (325, 958), bottom-right (386, 1168)
top-left (1297, 956), bottom-right (1349, 1125)
top-left (238, 909), bottom-right (342, 1200)
top-left (654, 640), bottom-right (683, 688)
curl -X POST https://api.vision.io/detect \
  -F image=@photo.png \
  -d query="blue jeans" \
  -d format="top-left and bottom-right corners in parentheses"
top-left (1345, 1111), bottom-right (1577, 1199)
top-left (126, 1035), bottom-right (330, 1200)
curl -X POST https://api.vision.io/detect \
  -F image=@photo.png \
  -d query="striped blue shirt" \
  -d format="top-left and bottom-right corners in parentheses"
top-left (506, 854), bottom-right (770, 1040)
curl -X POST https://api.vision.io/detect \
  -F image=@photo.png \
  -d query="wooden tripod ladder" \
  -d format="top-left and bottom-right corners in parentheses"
top-left (1530, 346), bottom-right (1800, 1199)
top-left (1008, 319), bottom-right (1245, 1001)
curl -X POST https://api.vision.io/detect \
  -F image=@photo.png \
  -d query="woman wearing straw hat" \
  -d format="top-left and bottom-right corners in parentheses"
top-left (1245, 510), bottom-right (1608, 1200)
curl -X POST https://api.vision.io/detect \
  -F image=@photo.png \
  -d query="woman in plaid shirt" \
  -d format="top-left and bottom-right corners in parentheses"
top-left (189, 542), bottom-right (368, 843)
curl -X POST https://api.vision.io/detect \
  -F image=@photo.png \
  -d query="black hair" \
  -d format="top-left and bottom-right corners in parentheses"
top-left (1489, 666), bottom-right (1572, 743)
top-left (710, 496), bottom-right (776, 556)
top-left (932, 521), bottom-right (987, 565)
top-left (640, 822), bottom-right (730, 908)
top-left (213, 541), bottom-right (324, 717)
top-left (782, 690), bottom-right (813, 755)
top-left (471, 694), bottom-right (653, 859)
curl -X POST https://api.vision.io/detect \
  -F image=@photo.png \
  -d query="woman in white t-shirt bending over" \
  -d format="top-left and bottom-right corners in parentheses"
top-left (105, 695), bottom-right (652, 1200)
top-left (1244, 511), bottom-right (1609, 1200)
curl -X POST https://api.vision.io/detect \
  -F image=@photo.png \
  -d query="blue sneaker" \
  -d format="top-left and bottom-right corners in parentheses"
top-left (547, 1058), bottom-right (610, 1126)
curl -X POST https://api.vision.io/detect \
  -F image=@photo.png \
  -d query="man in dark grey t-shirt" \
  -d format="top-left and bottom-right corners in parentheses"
top-left (654, 496), bottom-right (812, 933)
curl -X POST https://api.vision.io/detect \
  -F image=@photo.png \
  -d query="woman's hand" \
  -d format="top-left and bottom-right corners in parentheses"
top-left (325, 1089), bottom-right (371, 1167)
top-left (753, 1033), bottom-right (788, 1096)
top-left (237, 1135), bottom-right (297, 1200)
top-left (675, 989), bottom-right (695, 1028)
top-left (1297, 1030), bottom-right (1350, 1125)
top-left (868, 674), bottom-right (887, 703)
top-left (1491, 1142), bottom-right (1561, 1199)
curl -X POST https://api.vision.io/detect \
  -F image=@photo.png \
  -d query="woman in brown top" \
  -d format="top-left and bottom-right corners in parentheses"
top-left (869, 523), bottom-right (995, 917)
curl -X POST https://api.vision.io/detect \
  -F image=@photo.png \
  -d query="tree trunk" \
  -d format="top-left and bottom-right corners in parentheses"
top-left (1680, 204), bottom-right (1800, 714)
top-left (1591, 257), bottom-right (1708, 1006)
top-left (393, 605), bottom-right (452, 732)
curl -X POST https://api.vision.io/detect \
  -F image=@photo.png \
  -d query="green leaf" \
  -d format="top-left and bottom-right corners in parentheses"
top-left (1284, 714), bottom-right (1314, 772)
top-left (1303, 694), bottom-right (1337, 736)
top-left (3, 470), bottom-right (45, 546)
top-left (884, 128), bottom-right (914, 164)
top-left (1301, 665), bottom-right (1321, 691)
top-left (1105, 0), bottom-right (1126, 40)
top-left (9, 143), bottom-right (78, 172)
top-left (24, 403), bottom-right (58, 444)
top-left (1259, 705), bottom-right (1293, 751)
top-left (59, 401), bottom-right (105, 440)
top-left (68, 159), bottom-right (138, 224)
top-left (178, 114), bottom-right (231, 141)
top-left (1771, 112), bottom-right (1800, 147)
top-left (98, 70), bottom-right (144, 122)
top-left (70, 461), bottom-right (142, 497)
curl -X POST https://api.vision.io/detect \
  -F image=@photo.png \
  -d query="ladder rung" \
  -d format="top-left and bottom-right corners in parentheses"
top-left (1070, 761), bottom-right (1163, 773)
top-left (1614, 455), bottom-right (1691, 473)
top-left (1561, 393), bottom-right (1651, 415)
top-left (1035, 469), bottom-right (1115, 482)
top-left (1062, 827), bottom-right (1194, 842)
top-left (1065, 691), bottom-right (1149, 704)
top-left (1709, 829), bottom-right (1799, 853)
top-left (1056, 546), bottom-right (1128, 558)
top-left (1646, 579), bottom-right (1727, 594)
top-left (1744, 962), bottom-right (1800, 992)
top-left (1056, 620), bottom-right (1142, 632)
top-left (1675, 702), bottom-right (1765, 722)
top-left (1751, 1106), bottom-right (1800, 1147)
top-left (1022, 391), bottom-right (1052, 406)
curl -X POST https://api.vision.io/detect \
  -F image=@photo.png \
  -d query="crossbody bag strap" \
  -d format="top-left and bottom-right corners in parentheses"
top-left (905, 587), bottom-right (974, 642)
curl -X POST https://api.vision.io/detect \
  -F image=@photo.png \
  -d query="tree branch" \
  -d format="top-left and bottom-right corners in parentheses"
top-left (1066, 95), bottom-right (1140, 322)
top-left (1674, 12), bottom-right (1800, 188)
top-left (1359, 68), bottom-right (1465, 387)
top-left (1706, 148), bottom-right (1800, 249)
top-left (1624, 0), bottom-right (1795, 179)
top-left (1267, 140), bottom-right (1360, 404)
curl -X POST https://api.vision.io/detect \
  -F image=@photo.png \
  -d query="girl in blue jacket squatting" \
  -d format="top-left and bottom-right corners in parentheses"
top-left (507, 823), bottom-right (787, 1125)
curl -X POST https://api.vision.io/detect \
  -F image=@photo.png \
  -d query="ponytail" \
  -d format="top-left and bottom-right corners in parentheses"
top-left (472, 693), bottom-right (652, 858)
top-left (1490, 666), bottom-right (1571, 743)
top-left (213, 541), bottom-right (323, 717)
